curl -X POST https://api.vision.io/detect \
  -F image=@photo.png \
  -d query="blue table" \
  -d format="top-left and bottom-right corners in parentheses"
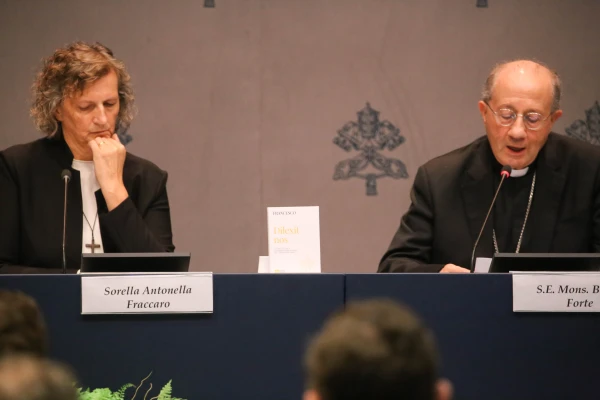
top-left (2, 274), bottom-right (599, 400)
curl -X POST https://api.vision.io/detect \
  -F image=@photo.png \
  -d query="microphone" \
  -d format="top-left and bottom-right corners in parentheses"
top-left (61, 169), bottom-right (71, 274)
top-left (469, 165), bottom-right (512, 272)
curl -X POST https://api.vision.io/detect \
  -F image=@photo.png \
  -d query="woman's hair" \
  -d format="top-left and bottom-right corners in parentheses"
top-left (30, 41), bottom-right (136, 137)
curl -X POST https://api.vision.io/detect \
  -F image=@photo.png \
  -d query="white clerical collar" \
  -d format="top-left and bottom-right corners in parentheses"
top-left (510, 167), bottom-right (529, 178)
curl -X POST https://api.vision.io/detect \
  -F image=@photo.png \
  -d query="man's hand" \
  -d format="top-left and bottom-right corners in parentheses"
top-left (440, 264), bottom-right (470, 273)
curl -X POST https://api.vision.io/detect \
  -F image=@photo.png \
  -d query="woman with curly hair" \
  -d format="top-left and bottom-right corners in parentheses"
top-left (0, 42), bottom-right (175, 273)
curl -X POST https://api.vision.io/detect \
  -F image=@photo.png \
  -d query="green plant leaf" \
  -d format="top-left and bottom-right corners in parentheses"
top-left (78, 388), bottom-right (115, 400)
top-left (157, 380), bottom-right (172, 400)
top-left (114, 383), bottom-right (135, 400)
top-left (77, 375), bottom-right (186, 400)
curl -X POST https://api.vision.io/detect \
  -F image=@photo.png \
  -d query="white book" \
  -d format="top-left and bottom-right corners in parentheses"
top-left (267, 206), bottom-right (321, 273)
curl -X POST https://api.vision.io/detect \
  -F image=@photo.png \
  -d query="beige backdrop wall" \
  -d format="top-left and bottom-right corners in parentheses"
top-left (1, 0), bottom-right (599, 272)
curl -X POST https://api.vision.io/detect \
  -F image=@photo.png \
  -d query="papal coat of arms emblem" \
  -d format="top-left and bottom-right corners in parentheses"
top-left (565, 101), bottom-right (600, 145)
top-left (333, 103), bottom-right (408, 196)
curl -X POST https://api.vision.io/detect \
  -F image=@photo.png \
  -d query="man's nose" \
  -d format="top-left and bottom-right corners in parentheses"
top-left (508, 117), bottom-right (527, 141)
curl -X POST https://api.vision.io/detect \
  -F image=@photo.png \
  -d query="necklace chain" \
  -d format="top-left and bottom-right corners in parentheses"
top-left (493, 171), bottom-right (536, 254)
top-left (83, 211), bottom-right (98, 240)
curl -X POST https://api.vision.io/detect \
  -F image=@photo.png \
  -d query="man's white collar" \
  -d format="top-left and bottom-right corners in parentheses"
top-left (511, 167), bottom-right (529, 178)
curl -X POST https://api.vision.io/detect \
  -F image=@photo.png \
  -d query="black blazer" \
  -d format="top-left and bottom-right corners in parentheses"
top-left (0, 136), bottom-right (175, 273)
top-left (379, 133), bottom-right (600, 272)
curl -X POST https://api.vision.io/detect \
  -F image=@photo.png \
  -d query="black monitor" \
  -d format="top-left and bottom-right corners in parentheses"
top-left (80, 253), bottom-right (191, 273)
top-left (489, 253), bottom-right (600, 273)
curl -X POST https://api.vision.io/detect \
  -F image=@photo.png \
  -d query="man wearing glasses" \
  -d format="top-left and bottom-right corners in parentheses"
top-left (379, 59), bottom-right (600, 273)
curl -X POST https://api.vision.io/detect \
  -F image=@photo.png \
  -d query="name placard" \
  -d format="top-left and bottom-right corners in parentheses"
top-left (267, 206), bottom-right (321, 273)
top-left (81, 273), bottom-right (213, 314)
top-left (513, 272), bottom-right (600, 312)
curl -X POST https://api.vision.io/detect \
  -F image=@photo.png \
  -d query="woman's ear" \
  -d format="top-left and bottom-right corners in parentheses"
top-left (54, 106), bottom-right (63, 122)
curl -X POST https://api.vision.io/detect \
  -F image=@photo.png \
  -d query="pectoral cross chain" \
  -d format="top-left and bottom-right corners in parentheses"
top-left (83, 212), bottom-right (100, 253)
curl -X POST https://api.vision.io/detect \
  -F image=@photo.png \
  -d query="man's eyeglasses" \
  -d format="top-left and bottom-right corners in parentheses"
top-left (484, 101), bottom-right (552, 131)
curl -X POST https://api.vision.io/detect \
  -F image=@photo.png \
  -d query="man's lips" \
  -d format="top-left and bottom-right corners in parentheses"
top-left (507, 145), bottom-right (525, 153)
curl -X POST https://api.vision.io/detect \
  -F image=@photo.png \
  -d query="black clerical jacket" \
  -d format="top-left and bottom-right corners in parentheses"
top-left (0, 136), bottom-right (175, 273)
top-left (379, 133), bottom-right (600, 273)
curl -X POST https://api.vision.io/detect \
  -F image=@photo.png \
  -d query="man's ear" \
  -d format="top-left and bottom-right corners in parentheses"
top-left (478, 100), bottom-right (488, 123)
top-left (303, 389), bottom-right (321, 400)
top-left (436, 378), bottom-right (453, 400)
top-left (551, 109), bottom-right (563, 123)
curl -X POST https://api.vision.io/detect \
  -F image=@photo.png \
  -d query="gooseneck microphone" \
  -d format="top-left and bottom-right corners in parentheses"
top-left (61, 169), bottom-right (72, 274)
top-left (469, 165), bottom-right (512, 272)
